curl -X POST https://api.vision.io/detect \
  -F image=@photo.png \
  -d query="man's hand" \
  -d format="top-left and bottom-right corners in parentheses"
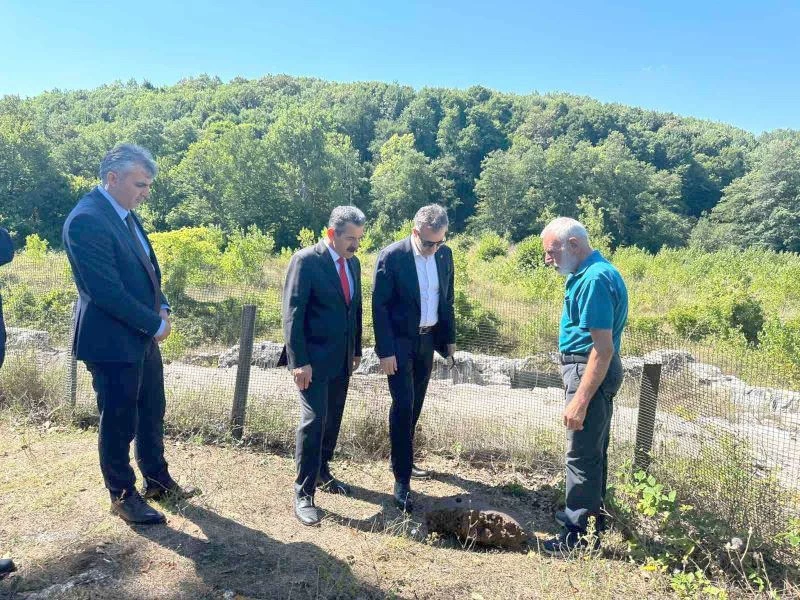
top-left (563, 397), bottom-right (588, 431)
top-left (380, 355), bottom-right (397, 375)
top-left (154, 318), bottom-right (172, 343)
top-left (293, 365), bottom-right (312, 390)
top-left (353, 355), bottom-right (362, 370)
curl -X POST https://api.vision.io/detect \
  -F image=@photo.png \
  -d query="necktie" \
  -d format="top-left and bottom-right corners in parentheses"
top-left (125, 213), bottom-right (161, 311)
top-left (337, 257), bottom-right (351, 305)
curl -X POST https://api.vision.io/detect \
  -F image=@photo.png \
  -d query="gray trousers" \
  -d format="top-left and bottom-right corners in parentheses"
top-left (560, 354), bottom-right (623, 533)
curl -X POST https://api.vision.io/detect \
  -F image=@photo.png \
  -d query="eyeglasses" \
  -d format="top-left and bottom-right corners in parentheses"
top-left (419, 237), bottom-right (446, 249)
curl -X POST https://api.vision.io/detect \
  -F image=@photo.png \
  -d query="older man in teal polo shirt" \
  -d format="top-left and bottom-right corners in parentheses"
top-left (540, 217), bottom-right (628, 556)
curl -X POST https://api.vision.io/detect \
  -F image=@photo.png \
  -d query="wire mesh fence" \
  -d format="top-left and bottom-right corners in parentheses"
top-left (1, 250), bottom-right (798, 541)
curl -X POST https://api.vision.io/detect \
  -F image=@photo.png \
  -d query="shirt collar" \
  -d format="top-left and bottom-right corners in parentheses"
top-left (96, 185), bottom-right (129, 220)
top-left (325, 240), bottom-right (343, 264)
top-left (573, 249), bottom-right (604, 277)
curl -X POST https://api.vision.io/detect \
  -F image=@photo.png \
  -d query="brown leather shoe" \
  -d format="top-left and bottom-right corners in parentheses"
top-left (111, 490), bottom-right (166, 524)
top-left (142, 479), bottom-right (201, 501)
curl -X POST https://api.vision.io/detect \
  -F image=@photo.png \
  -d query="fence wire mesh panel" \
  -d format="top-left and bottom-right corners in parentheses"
top-left (1, 249), bottom-right (798, 541)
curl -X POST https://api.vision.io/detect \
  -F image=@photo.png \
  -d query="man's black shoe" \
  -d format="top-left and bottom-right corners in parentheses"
top-left (142, 479), bottom-right (201, 502)
top-left (111, 490), bottom-right (166, 525)
top-left (317, 472), bottom-right (352, 496)
top-left (393, 482), bottom-right (414, 513)
top-left (294, 495), bottom-right (322, 526)
top-left (0, 558), bottom-right (16, 580)
top-left (410, 464), bottom-right (431, 479)
top-left (541, 529), bottom-right (600, 558)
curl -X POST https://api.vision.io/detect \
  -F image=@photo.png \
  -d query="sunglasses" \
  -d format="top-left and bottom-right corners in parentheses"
top-left (419, 237), bottom-right (446, 249)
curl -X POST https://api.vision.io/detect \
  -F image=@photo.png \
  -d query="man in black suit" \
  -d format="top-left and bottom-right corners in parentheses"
top-left (0, 226), bottom-right (17, 579)
top-left (280, 206), bottom-right (365, 526)
top-left (372, 204), bottom-right (456, 511)
top-left (63, 144), bottom-right (198, 525)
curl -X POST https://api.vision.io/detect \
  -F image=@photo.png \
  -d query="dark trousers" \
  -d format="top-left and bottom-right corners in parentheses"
top-left (560, 354), bottom-right (623, 533)
top-left (387, 332), bottom-right (434, 484)
top-left (294, 371), bottom-right (350, 498)
top-left (0, 303), bottom-right (6, 368)
top-left (85, 340), bottom-right (169, 498)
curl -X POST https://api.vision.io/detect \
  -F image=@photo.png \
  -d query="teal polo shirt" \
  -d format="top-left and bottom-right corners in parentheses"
top-left (558, 250), bottom-right (628, 354)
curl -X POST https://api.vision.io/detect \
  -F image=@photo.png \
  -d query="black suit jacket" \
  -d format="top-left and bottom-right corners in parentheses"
top-left (62, 187), bottom-right (168, 363)
top-left (0, 227), bottom-right (13, 367)
top-left (372, 237), bottom-right (456, 361)
top-left (279, 240), bottom-right (363, 380)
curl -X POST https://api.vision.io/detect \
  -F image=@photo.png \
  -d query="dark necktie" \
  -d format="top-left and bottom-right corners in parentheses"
top-left (337, 257), bottom-right (351, 306)
top-left (125, 213), bottom-right (161, 311)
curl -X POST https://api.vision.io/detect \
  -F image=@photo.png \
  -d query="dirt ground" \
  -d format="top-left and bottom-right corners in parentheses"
top-left (0, 418), bottom-right (673, 600)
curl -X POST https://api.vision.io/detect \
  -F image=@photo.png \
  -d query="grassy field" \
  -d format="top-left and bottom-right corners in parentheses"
top-left (0, 417), bottom-right (683, 600)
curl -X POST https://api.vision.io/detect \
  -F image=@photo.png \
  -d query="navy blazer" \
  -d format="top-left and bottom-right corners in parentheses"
top-left (0, 227), bottom-right (13, 367)
top-left (63, 188), bottom-right (168, 363)
top-left (279, 240), bottom-right (363, 380)
top-left (372, 237), bottom-right (456, 361)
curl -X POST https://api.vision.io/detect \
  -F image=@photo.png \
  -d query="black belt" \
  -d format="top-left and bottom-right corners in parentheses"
top-left (419, 325), bottom-right (436, 335)
top-left (558, 352), bottom-right (589, 365)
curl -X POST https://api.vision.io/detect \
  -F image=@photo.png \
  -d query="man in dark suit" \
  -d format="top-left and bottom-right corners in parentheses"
top-left (0, 226), bottom-right (13, 370)
top-left (63, 144), bottom-right (197, 525)
top-left (280, 206), bottom-right (365, 526)
top-left (372, 204), bottom-right (456, 512)
top-left (0, 226), bottom-right (17, 579)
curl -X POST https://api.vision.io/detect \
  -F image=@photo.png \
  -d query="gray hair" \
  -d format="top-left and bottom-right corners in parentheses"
top-left (541, 217), bottom-right (590, 246)
top-left (413, 204), bottom-right (449, 232)
top-left (328, 205), bottom-right (366, 235)
top-left (99, 143), bottom-right (158, 183)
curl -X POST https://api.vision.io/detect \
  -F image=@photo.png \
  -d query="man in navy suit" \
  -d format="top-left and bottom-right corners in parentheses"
top-left (280, 206), bottom-right (365, 526)
top-left (63, 144), bottom-right (197, 525)
top-left (0, 226), bottom-right (16, 579)
top-left (372, 204), bottom-right (456, 511)
top-left (0, 226), bottom-right (13, 369)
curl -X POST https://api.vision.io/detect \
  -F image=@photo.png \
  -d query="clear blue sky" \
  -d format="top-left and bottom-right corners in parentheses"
top-left (1, 0), bottom-right (797, 133)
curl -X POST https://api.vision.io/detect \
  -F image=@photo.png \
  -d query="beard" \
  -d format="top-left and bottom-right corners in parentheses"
top-left (556, 250), bottom-right (579, 275)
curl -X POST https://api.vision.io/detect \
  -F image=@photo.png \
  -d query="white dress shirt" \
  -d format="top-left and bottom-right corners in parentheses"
top-left (412, 239), bottom-right (439, 327)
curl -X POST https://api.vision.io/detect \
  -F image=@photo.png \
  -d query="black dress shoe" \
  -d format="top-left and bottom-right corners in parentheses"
top-left (410, 464), bottom-right (431, 479)
top-left (111, 490), bottom-right (166, 524)
top-left (393, 482), bottom-right (414, 513)
top-left (0, 558), bottom-right (16, 579)
top-left (142, 479), bottom-right (201, 501)
top-left (317, 472), bottom-right (352, 496)
top-left (294, 495), bottom-right (322, 526)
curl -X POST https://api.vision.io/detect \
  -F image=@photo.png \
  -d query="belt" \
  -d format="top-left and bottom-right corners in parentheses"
top-left (558, 352), bottom-right (589, 365)
top-left (419, 325), bottom-right (437, 335)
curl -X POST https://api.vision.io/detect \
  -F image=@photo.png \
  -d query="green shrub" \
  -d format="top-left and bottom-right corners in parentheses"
top-left (23, 234), bottom-right (48, 261)
top-left (474, 231), bottom-right (509, 261)
top-left (220, 225), bottom-right (275, 285)
top-left (4, 284), bottom-right (76, 343)
top-left (512, 234), bottom-right (544, 275)
top-left (454, 290), bottom-right (503, 351)
top-left (667, 292), bottom-right (765, 345)
top-left (149, 226), bottom-right (224, 300)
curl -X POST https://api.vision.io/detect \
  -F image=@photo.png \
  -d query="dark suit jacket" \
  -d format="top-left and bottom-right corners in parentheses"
top-left (279, 240), bottom-right (363, 380)
top-left (0, 227), bottom-right (13, 367)
top-left (372, 237), bottom-right (456, 361)
top-left (62, 187), bottom-right (168, 363)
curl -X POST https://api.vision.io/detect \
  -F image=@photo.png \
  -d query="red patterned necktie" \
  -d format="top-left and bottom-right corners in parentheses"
top-left (337, 257), bottom-right (351, 305)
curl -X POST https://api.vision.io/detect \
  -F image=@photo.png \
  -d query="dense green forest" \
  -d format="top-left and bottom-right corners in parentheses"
top-left (1, 74), bottom-right (799, 252)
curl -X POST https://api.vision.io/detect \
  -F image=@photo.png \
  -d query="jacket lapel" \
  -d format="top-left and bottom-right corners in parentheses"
top-left (91, 191), bottom-right (154, 275)
top-left (436, 248), bottom-right (448, 309)
top-left (402, 237), bottom-right (421, 313)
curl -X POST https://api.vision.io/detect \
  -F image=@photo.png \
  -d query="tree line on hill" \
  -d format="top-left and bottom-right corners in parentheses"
top-left (1, 74), bottom-right (798, 253)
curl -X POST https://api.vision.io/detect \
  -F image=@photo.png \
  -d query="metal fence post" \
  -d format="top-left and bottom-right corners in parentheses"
top-left (633, 362), bottom-right (662, 472)
top-left (66, 301), bottom-right (78, 409)
top-left (230, 304), bottom-right (257, 440)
